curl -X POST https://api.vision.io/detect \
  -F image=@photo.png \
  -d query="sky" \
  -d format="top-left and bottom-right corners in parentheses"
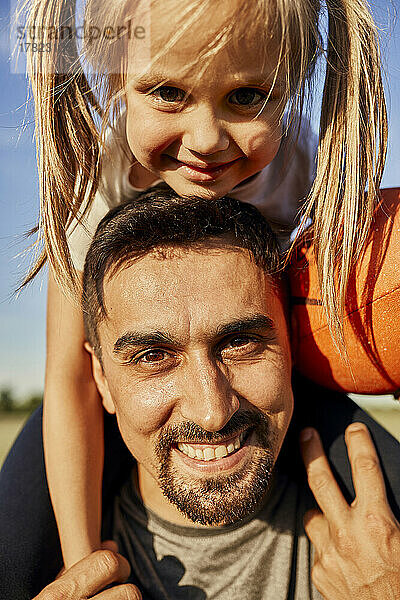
top-left (0, 0), bottom-right (399, 397)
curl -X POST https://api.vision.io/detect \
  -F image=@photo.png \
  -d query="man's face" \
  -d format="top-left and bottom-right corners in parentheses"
top-left (95, 244), bottom-right (293, 526)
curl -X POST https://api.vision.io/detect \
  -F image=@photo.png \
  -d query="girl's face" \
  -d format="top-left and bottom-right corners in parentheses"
top-left (125, 0), bottom-right (285, 199)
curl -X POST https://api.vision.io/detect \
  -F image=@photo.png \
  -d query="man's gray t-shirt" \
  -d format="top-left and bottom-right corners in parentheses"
top-left (112, 469), bottom-right (323, 600)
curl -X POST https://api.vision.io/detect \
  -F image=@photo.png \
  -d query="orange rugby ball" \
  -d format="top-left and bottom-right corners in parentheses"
top-left (289, 187), bottom-right (400, 395)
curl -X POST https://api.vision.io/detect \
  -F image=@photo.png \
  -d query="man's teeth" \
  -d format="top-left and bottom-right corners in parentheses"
top-left (177, 432), bottom-right (246, 461)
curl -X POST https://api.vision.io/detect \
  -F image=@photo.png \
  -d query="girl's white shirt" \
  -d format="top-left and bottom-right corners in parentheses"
top-left (67, 114), bottom-right (317, 271)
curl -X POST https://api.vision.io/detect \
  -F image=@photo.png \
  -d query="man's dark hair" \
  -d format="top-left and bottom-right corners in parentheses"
top-left (82, 187), bottom-right (281, 358)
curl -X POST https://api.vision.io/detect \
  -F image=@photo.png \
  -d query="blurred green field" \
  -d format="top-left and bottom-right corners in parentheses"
top-left (0, 413), bottom-right (31, 468)
top-left (1, 407), bottom-right (400, 469)
top-left (366, 409), bottom-right (400, 441)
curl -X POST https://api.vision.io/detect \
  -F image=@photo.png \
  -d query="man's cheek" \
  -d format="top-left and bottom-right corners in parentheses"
top-left (237, 363), bottom-right (291, 410)
top-left (110, 404), bottom-right (152, 464)
top-left (109, 382), bottom-right (173, 436)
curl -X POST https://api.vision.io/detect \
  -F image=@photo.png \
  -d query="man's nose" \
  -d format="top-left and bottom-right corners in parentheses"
top-left (177, 356), bottom-right (239, 432)
top-left (181, 105), bottom-right (229, 156)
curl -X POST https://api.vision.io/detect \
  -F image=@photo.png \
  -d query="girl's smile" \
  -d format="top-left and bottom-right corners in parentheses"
top-left (163, 156), bottom-right (243, 183)
top-left (125, 0), bottom-right (285, 198)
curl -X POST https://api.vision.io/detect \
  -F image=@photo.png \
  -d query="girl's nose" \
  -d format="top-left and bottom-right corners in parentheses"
top-left (181, 106), bottom-right (229, 156)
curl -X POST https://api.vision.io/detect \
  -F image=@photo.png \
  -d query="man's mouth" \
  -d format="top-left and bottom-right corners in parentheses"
top-left (156, 414), bottom-right (273, 525)
top-left (176, 430), bottom-right (249, 462)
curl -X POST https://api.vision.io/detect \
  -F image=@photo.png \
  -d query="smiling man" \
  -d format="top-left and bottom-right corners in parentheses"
top-left (68, 188), bottom-right (400, 600)
top-left (6, 189), bottom-right (399, 600)
top-left (78, 189), bottom-right (314, 598)
top-left (82, 189), bottom-right (293, 537)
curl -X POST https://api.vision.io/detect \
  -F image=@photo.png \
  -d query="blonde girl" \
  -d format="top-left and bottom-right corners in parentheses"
top-left (20, 0), bottom-right (386, 571)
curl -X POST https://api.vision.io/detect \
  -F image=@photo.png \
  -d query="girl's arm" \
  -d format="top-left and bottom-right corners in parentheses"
top-left (44, 269), bottom-right (103, 568)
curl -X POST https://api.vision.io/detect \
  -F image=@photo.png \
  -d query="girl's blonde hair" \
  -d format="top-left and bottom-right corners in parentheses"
top-left (21, 0), bottom-right (387, 339)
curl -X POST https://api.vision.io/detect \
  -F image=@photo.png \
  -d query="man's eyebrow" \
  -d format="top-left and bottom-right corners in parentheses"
top-left (113, 316), bottom-right (275, 356)
top-left (216, 315), bottom-right (275, 337)
top-left (113, 331), bottom-right (177, 356)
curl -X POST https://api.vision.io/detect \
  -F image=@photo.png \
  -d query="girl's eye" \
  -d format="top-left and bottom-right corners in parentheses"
top-left (229, 88), bottom-right (266, 108)
top-left (150, 86), bottom-right (185, 104)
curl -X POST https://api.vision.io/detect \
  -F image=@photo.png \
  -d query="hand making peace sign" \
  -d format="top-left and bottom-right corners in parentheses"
top-left (301, 423), bottom-right (400, 599)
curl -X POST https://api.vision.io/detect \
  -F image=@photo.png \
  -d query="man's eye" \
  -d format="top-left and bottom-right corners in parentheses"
top-left (150, 86), bottom-right (185, 103)
top-left (136, 350), bottom-right (169, 364)
top-left (228, 88), bottom-right (266, 107)
top-left (128, 348), bottom-right (179, 372)
top-left (220, 335), bottom-right (261, 359)
top-left (226, 335), bottom-right (255, 348)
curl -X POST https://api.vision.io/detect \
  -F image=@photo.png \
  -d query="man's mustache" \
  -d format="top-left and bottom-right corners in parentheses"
top-left (156, 410), bottom-right (270, 456)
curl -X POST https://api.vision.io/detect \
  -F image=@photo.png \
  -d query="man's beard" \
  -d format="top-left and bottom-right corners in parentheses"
top-left (155, 410), bottom-right (276, 526)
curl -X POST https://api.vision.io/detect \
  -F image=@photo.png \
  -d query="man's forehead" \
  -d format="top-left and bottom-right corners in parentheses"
top-left (104, 246), bottom-right (269, 304)
top-left (100, 246), bottom-right (282, 343)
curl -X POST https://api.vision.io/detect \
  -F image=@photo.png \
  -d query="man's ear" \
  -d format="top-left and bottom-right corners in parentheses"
top-left (84, 342), bottom-right (116, 415)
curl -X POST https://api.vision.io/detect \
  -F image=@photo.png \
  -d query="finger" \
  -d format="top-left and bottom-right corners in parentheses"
top-left (102, 540), bottom-right (119, 553)
top-left (300, 428), bottom-right (349, 523)
top-left (345, 423), bottom-right (389, 509)
top-left (303, 508), bottom-right (330, 551)
top-left (35, 550), bottom-right (131, 599)
top-left (56, 543), bottom-right (119, 582)
top-left (311, 560), bottom-right (344, 599)
top-left (94, 583), bottom-right (142, 599)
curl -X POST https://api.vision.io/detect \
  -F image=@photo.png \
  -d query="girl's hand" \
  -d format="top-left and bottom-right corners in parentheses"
top-left (33, 548), bottom-right (141, 599)
top-left (300, 423), bottom-right (400, 599)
